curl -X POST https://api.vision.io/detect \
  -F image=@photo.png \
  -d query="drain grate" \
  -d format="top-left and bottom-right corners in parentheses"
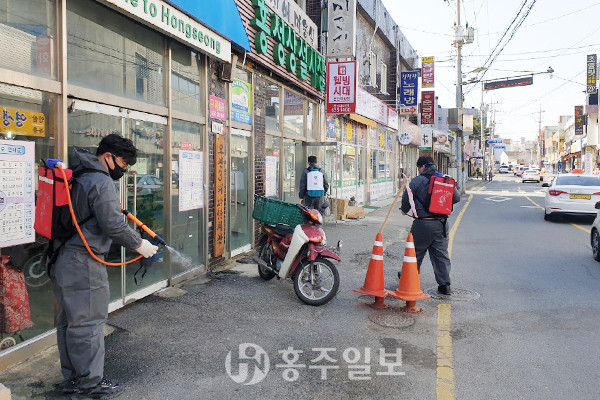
top-left (423, 287), bottom-right (480, 301)
top-left (369, 312), bottom-right (415, 328)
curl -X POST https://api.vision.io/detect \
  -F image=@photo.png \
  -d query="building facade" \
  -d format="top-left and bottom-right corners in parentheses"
top-left (0, 0), bottom-right (254, 367)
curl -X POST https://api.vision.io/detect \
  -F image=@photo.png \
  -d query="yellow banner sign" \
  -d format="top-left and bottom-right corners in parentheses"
top-left (0, 107), bottom-right (46, 137)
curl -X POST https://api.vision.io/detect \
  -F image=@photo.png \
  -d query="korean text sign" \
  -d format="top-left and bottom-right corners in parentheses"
top-left (421, 91), bottom-right (435, 125)
top-left (327, 61), bottom-right (357, 114)
top-left (231, 79), bottom-right (252, 124)
top-left (0, 107), bottom-right (46, 137)
top-left (0, 140), bottom-right (35, 247)
top-left (421, 57), bottom-right (434, 88)
top-left (326, 0), bottom-right (357, 57)
top-left (400, 71), bottom-right (418, 107)
top-left (587, 54), bottom-right (597, 94)
top-left (209, 95), bottom-right (226, 120)
top-left (178, 150), bottom-right (204, 212)
top-left (575, 105), bottom-right (584, 135)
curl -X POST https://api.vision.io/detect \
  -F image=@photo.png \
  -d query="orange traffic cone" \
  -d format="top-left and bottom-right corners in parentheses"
top-left (387, 233), bottom-right (430, 312)
top-left (353, 232), bottom-right (388, 309)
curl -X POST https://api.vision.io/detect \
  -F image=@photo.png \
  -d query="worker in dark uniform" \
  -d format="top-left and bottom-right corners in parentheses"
top-left (299, 155), bottom-right (329, 214)
top-left (400, 156), bottom-right (460, 295)
top-left (51, 134), bottom-right (158, 399)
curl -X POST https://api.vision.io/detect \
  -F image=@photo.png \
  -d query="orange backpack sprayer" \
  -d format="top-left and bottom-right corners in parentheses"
top-left (34, 159), bottom-right (165, 267)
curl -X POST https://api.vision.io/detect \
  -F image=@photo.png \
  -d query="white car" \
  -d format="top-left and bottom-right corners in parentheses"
top-left (499, 165), bottom-right (509, 174)
top-left (522, 169), bottom-right (541, 183)
top-left (591, 208), bottom-right (600, 261)
top-left (543, 173), bottom-right (600, 220)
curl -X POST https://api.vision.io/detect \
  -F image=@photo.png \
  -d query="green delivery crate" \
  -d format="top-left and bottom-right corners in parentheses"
top-left (252, 195), bottom-right (306, 227)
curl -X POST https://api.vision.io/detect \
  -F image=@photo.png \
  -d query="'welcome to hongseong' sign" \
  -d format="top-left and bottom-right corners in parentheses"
top-left (100, 0), bottom-right (231, 63)
top-left (251, 0), bottom-right (325, 92)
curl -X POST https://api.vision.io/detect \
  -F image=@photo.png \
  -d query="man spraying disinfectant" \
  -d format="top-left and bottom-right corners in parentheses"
top-left (37, 134), bottom-right (158, 399)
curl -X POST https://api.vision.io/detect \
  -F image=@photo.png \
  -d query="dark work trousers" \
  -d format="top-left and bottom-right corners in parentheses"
top-left (410, 219), bottom-right (451, 286)
top-left (303, 196), bottom-right (324, 213)
top-left (49, 248), bottom-right (109, 390)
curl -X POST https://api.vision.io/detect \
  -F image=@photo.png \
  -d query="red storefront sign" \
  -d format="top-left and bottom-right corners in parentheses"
top-left (326, 61), bottom-right (357, 114)
top-left (421, 91), bottom-right (435, 125)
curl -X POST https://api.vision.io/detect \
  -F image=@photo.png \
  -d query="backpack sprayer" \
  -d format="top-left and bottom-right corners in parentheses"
top-left (34, 158), bottom-right (166, 267)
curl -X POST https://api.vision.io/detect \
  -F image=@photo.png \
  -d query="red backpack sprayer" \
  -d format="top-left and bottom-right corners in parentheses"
top-left (34, 159), bottom-right (166, 277)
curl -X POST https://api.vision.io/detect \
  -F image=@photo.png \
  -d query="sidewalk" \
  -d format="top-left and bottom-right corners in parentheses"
top-left (0, 202), bottom-right (434, 400)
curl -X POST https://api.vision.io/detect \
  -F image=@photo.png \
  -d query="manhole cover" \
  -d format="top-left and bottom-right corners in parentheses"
top-left (423, 287), bottom-right (480, 301)
top-left (369, 313), bottom-right (415, 328)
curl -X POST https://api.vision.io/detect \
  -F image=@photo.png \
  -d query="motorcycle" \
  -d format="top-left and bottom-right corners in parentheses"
top-left (253, 204), bottom-right (341, 306)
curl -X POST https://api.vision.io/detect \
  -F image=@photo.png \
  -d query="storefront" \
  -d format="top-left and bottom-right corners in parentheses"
top-left (0, 0), bottom-right (251, 367)
top-left (234, 0), bottom-right (325, 242)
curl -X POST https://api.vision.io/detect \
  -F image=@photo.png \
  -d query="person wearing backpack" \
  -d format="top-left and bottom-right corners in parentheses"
top-left (50, 134), bottom-right (158, 399)
top-left (399, 156), bottom-right (460, 295)
top-left (299, 155), bottom-right (329, 214)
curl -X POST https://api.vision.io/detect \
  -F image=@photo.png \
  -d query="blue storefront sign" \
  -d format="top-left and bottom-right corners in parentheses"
top-left (400, 71), bottom-right (419, 107)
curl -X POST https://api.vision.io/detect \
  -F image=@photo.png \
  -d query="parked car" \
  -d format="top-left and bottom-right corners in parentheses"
top-left (543, 173), bottom-right (600, 220)
top-left (522, 169), bottom-right (541, 183)
top-left (591, 207), bottom-right (600, 261)
top-left (499, 165), bottom-right (509, 174)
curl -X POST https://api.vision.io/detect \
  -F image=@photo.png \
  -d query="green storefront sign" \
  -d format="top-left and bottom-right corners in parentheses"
top-left (251, 0), bottom-right (325, 91)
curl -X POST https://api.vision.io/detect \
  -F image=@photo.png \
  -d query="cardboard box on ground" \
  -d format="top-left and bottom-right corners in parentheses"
top-left (332, 198), bottom-right (365, 220)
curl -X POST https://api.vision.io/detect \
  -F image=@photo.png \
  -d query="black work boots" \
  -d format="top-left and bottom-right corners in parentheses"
top-left (71, 377), bottom-right (123, 399)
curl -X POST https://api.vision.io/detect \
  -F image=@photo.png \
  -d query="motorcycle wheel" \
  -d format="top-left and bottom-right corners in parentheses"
top-left (293, 257), bottom-right (339, 306)
top-left (257, 236), bottom-right (276, 281)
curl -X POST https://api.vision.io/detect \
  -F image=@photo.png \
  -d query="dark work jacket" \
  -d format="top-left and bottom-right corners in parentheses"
top-left (400, 165), bottom-right (461, 218)
top-left (64, 147), bottom-right (142, 254)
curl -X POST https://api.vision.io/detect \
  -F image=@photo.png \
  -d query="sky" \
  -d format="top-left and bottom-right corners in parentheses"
top-left (381, 0), bottom-right (600, 141)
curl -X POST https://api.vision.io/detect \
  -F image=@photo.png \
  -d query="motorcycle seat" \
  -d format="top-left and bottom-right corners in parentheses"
top-left (274, 223), bottom-right (295, 236)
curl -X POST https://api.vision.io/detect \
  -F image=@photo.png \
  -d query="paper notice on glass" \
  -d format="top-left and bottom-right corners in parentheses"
top-left (265, 156), bottom-right (278, 197)
top-left (179, 150), bottom-right (204, 211)
top-left (0, 140), bottom-right (35, 247)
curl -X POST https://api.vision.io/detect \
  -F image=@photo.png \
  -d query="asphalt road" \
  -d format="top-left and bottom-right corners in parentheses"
top-left (2, 175), bottom-right (600, 399)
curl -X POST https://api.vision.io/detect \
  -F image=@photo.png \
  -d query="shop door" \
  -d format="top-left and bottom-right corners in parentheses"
top-left (67, 101), bottom-right (168, 302)
top-left (122, 113), bottom-right (167, 296)
top-left (283, 139), bottom-right (298, 202)
top-left (229, 129), bottom-right (252, 256)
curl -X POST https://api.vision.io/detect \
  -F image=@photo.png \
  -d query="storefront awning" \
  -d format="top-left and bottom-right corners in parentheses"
top-left (349, 114), bottom-right (377, 128)
top-left (169, 0), bottom-right (251, 51)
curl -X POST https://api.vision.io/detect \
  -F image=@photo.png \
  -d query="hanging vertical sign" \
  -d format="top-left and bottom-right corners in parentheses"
top-left (0, 140), bottom-right (35, 248)
top-left (422, 57), bottom-right (434, 88)
top-left (326, 0), bottom-right (357, 57)
top-left (587, 54), bottom-right (597, 94)
top-left (326, 61), bottom-right (357, 113)
top-left (421, 91), bottom-right (435, 125)
top-left (419, 128), bottom-right (432, 150)
top-left (400, 71), bottom-right (419, 107)
top-left (213, 134), bottom-right (226, 257)
top-left (575, 105), bottom-right (584, 135)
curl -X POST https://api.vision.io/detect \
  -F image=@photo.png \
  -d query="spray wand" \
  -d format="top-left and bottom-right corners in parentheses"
top-left (121, 209), bottom-right (167, 246)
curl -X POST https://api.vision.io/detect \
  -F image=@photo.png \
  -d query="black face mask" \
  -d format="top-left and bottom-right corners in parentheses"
top-left (106, 154), bottom-right (126, 180)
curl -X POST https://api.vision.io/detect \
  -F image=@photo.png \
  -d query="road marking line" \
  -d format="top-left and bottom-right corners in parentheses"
top-left (448, 194), bottom-right (472, 259)
top-left (437, 304), bottom-right (455, 400)
top-left (524, 195), bottom-right (543, 209)
top-left (571, 223), bottom-right (591, 234)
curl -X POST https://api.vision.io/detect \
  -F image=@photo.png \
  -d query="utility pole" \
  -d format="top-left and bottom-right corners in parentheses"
top-left (534, 105), bottom-right (545, 168)
top-left (455, 0), bottom-right (464, 193)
